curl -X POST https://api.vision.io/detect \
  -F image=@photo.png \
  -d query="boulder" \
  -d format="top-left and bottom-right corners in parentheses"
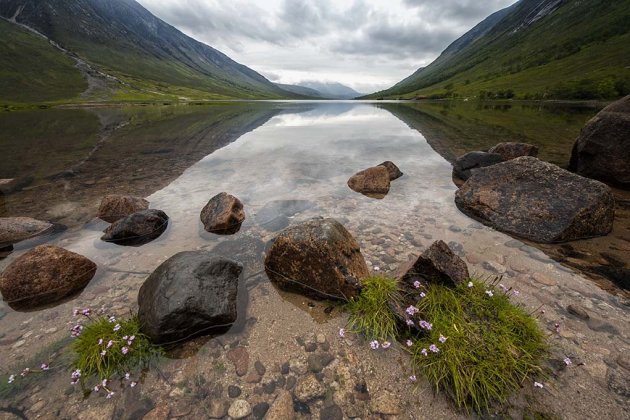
top-left (488, 142), bottom-right (539, 160)
top-left (455, 157), bottom-right (615, 243)
top-left (0, 177), bottom-right (33, 195)
top-left (0, 217), bottom-right (54, 247)
top-left (264, 218), bottom-right (368, 300)
top-left (395, 240), bottom-right (469, 288)
top-left (347, 166), bottom-right (390, 197)
top-left (0, 245), bottom-right (96, 309)
top-left (378, 161), bottom-right (403, 180)
top-left (452, 151), bottom-right (504, 180)
top-left (200, 192), bottom-right (245, 234)
top-left (97, 195), bottom-right (149, 223)
top-left (569, 95), bottom-right (630, 189)
top-left (101, 209), bottom-right (168, 246)
top-left (137, 252), bottom-right (242, 344)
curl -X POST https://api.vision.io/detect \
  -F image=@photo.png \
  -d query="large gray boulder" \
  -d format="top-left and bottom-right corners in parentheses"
top-left (452, 151), bottom-right (504, 181)
top-left (569, 95), bottom-right (630, 189)
top-left (0, 245), bottom-right (96, 310)
top-left (455, 157), bottom-right (615, 243)
top-left (265, 218), bottom-right (368, 300)
top-left (488, 142), bottom-right (539, 161)
top-left (138, 252), bottom-right (243, 344)
top-left (0, 217), bottom-right (54, 247)
top-left (395, 240), bottom-right (469, 288)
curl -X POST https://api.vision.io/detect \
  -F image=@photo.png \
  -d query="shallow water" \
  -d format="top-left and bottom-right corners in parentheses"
top-left (1, 101), bottom-right (628, 418)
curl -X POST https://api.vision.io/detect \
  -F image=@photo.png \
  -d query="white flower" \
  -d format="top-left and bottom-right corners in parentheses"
top-left (467, 281), bottom-right (473, 288)
top-left (534, 381), bottom-right (544, 388)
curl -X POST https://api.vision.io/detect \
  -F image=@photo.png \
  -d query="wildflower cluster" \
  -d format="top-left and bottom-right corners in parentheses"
top-left (6, 363), bottom-right (50, 385)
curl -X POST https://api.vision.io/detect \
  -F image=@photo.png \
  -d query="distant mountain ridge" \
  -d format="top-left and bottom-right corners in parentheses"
top-left (297, 82), bottom-right (363, 99)
top-left (0, 0), bottom-right (296, 102)
top-left (367, 0), bottom-right (630, 100)
top-left (275, 83), bottom-right (326, 98)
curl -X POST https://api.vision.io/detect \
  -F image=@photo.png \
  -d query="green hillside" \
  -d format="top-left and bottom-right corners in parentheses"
top-left (368, 0), bottom-right (630, 100)
top-left (0, 19), bottom-right (86, 103)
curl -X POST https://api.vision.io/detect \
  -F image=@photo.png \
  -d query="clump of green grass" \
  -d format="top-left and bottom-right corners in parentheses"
top-left (72, 314), bottom-right (161, 383)
top-left (410, 279), bottom-right (547, 413)
top-left (346, 275), bottom-right (401, 341)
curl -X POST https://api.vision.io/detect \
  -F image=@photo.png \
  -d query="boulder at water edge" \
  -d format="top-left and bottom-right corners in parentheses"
top-left (264, 217), bottom-right (368, 300)
top-left (347, 166), bottom-right (390, 197)
top-left (0, 245), bottom-right (97, 309)
top-left (396, 240), bottom-right (469, 288)
top-left (138, 252), bottom-right (243, 344)
top-left (0, 217), bottom-right (54, 247)
top-left (0, 177), bottom-right (33, 195)
top-left (378, 161), bottom-right (404, 180)
top-left (97, 194), bottom-right (149, 223)
top-left (200, 192), bottom-right (245, 234)
top-left (101, 209), bottom-right (169, 246)
top-left (488, 142), bottom-right (539, 161)
top-left (452, 151), bottom-right (504, 181)
top-left (569, 95), bottom-right (630, 189)
top-left (455, 157), bottom-right (615, 243)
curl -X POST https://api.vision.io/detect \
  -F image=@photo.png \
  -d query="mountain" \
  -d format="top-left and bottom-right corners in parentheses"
top-left (367, 0), bottom-right (630, 100)
top-left (297, 82), bottom-right (363, 99)
top-left (0, 0), bottom-right (296, 103)
top-left (275, 83), bottom-right (326, 98)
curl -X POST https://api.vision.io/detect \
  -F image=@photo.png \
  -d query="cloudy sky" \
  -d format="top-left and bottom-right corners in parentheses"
top-left (136, 0), bottom-right (516, 94)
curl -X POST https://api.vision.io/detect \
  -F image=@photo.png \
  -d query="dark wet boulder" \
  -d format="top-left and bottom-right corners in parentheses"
top-left (488, 142), bottom-right (539, 161)
top-left (97, 194), bottom-right (149, 223)
top-left (0, 177), bottom-right (33, 195)
top-left (455, 157), bottom-right (615, 243)
top-left (265, 218), bottom-right (368, 300)
top-left (452, 151), bottom-right (504, 181)
top-left (569, 95), bottom-right (630, 189)
top-left (101, 209), bottom-right (168, 246)
top-left (347, 166), bottom-right (390, 197)
top-left (378, 161), bottom-right (403, 180)
top-left (138, 252), bottom-right (242, 344)
top-left (200, 192), bottom-right (245, 234)
top-left (0, 217), bottom-right (54, 247)
top-left (0, 245), bottom-right (96, 309)
top-left (396, 240), bottom-right (469, 288)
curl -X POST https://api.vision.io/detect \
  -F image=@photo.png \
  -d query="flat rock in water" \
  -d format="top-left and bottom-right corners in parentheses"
top-left (396, 240), bottom-right (469, 288)
top-left (0, 217), bottom-right (54, 247)
top-left (137, 252), bottom-right (242, 344)
top-left (101, 209), bottom-right (168, 246)
top-left (488, 142), bottom-right (539, 160)
top-left (378, 161), bottom-right (403, 180)
top-left (569, 95), bottom-right (630, 189)
top-left (200, 192), bottom-right (245, 234)
top-left (0, 245), bottom-right (96, 310)
top-left (347, 166), bottom-right (390, 197)
top-left (265, 218), bottom-right (368, 300)
top-left (452, 151), bottom-right (504, 181)
top-left (97, 194), bottom-right (149, 223)
top-left (455, 157), bottom-right (615, 243)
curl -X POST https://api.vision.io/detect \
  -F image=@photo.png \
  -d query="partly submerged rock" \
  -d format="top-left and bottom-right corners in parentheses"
top-left (347, 166), bottom-right (390, 197)
top-left (0, 177), bottom-right (33, 195)
top-left (488, 142), bottom-right (539, 161)
top-left (569, 95), bottom-right (630, 189)
top-left (378, 161), bottom-right (403, 180)
top-left (396, 240), bottom-right (469, 288)
top-left (97, 194), bottom-right (149, 223)
top-left (455, 157), bottom-right (615, 243)
top-left (200, 192), bottom-right (245, 234)
top-left (101, 209), bottom-right (168, 246)
top-left (265, 218), bottom-right (368, 300)
top-left (0, 217), bottom-right (54, 247)
top-left (138, 252), bottom-right (242, 344)
top-left (0, 245), bottom-right (96, 309)
top-left (452, 151), bottom-right (504, 181)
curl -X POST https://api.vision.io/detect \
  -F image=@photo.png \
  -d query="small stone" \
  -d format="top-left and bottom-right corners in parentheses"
top-left (245, 371), bottom-right (262, 383)
top-left (276, 376), bottom-right (286, 388)
top-left (207, 400), bottom-right (229, 418)
top-left (320, 342), bottom-right (330, 351)
top-left (369, 392), bottom-right (400, 415)
top-left (263, 381), bottom-right (276, 394)
top-left (252, 402), bottom-right (270, 419)
top-left (254, 360), bottom-right (266, 376)
top-left (227, 400), bottom-right (252, 419)
top-left (320, 404), bottom-right (343, 420)
top-left (227, 385), bottom-right (242, 398)
top-left (295, 374), bottom-right (326, 402)
top-left (617, 352), bottom-right (630, 371)
top-left (227, 347), bottom-right (249, 376)
top-left (316, 334), bottom-right (327, 344)
top-left (281, 362), bottom-right (290, 375)
top-left (30, 400), bottom-right (46, 413)
top-left (567, 304), bottom-right (590, 320)
top-left (308, 353), bottom-right (335, 373)
top-left (286, 376), bottom-right (297, 390)
top-left (266, 390), bottom-right (295, 420)
top-left (289, 359), bottom-right (308, 375)
top-left (304, 342), bottom-right (317, 352)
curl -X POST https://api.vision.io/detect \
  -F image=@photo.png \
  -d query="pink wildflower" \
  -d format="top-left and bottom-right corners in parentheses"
top-left (370, 340), bottom-right (379, 350)
top-left (406, 339), bottom-right (413, 347)
top-left (339, 328), bottom-right (345, 338)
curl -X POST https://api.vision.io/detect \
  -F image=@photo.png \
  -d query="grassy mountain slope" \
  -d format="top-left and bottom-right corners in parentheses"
top-left (0, 0), bottom-right (296, 102)
top-left (368, 0), bottom-right (630, 100)
top-left (275, 83), bottom-right (327, 98)
top-left (0, 19), bottom-right (86, 103)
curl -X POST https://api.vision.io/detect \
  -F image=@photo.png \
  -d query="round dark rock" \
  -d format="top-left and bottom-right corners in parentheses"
top-left (286, 376), bottom-right (297, 390)
top-left (281, 362), bottom-right (290, 375)
top-left (304, 342), bottom-right (317, 352)
top-left (101, 209), bottom-right (169, 246)
top-left (263, 381), bottom-right (276, 394)
top-left (200, 192), bottom-right (245, 234)
top-left (227, 385), bottom-right (242, 398)
top-left (254, 360), bottom-right (266, 376)
top-left (252, 402), bottom-right (270, 419)
top-left (307, 353), bottom-right (334, 373)
top-left (452, 151), bottom-right (504, 181)
top-left (320, 404), bottom-right (343, 420)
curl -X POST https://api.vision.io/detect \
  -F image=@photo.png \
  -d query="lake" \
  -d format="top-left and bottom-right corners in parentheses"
top-left (1, 101), bottom-right (628, 419)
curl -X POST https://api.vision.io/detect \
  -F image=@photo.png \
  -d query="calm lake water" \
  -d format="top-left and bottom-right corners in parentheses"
top-left (2, 100), bottom-right (628, 418)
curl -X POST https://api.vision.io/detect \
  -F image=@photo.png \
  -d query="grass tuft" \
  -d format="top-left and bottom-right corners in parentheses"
top-left (346, 275), bottom-right (401, 341)
top-left (72, 315), bottom-right (161, 382)
top-left (410, 279), bottom-right (547, 413)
